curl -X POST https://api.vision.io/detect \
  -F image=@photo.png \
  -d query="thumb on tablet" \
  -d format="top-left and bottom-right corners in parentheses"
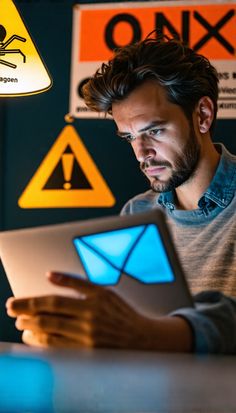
top-left (46, 271), bottom-right (100, 295)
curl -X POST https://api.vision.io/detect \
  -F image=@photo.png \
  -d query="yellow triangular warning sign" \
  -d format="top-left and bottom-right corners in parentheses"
top-left (18, 125), bottom-right (116, 208)
top-left (0, 0), bottom-right (52, 96)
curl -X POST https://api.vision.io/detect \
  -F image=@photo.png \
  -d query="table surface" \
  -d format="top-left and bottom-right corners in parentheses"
top-left (0, 342), bottom-right (235, 413)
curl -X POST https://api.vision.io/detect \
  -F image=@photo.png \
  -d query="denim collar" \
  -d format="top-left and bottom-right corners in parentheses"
top-left (158, 144), bottom-right (236, 211)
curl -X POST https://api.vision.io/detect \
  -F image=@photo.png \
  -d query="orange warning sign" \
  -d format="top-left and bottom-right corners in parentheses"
top-left (18, 125), bottom-right (115, 208)
top-left (0, 0), bottom-right (52, 96)
top-left (70, 2), bottom-right (236, 119)
top-left (78, 3), bottom-right (236, 62)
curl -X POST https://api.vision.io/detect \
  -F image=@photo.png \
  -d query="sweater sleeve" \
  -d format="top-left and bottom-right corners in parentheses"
top-left (171, 291), bottom-right (236, 354)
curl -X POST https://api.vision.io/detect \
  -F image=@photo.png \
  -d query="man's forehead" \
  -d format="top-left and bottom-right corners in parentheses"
top-left (113, 101), bottom-right (168, 133)
top-left (112, 82), bottom-right (168, 121)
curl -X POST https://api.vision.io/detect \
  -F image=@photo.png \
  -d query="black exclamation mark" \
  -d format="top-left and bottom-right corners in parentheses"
top-left (43, 145), bottom-right (92, 190)
top-left (62, 153), bottom-right (74, 190)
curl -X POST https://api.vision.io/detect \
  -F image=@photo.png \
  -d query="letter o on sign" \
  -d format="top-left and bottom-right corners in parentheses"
top-left (105, 13), bottom-right (142, 51)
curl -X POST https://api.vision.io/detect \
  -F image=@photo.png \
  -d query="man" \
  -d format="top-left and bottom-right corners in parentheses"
top-left (6, 35), bottom-right (236, 353)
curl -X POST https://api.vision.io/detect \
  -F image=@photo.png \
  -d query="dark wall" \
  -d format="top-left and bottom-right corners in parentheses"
top-left (0, 0), bottom-right (235, 342)
top-left (0, 0), bottom-right (149, 342)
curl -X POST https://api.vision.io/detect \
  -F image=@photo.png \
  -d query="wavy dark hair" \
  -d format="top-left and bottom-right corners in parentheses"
top-left (83, 34), bottom-right (219, 135)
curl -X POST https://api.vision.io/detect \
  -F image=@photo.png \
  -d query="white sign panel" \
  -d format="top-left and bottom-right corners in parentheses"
top-left (69, 1), bottom-right (236, 119)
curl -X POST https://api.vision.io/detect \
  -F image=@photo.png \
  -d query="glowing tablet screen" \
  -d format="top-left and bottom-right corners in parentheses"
top-left (73, 224), bottom-right (175, 285)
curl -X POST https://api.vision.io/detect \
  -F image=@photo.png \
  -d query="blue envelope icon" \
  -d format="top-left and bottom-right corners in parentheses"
top-left (73, 223), bottom-right (175, 285)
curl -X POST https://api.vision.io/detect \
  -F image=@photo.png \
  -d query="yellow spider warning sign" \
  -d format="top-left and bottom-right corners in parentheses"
top-left (0, 0), bottom-right (52, 96)
top-left (18, 125), bottom-right (116, 208)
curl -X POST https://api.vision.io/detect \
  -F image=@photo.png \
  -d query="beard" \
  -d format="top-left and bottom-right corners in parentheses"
top-left (140, 126), bottom-right (201, 193)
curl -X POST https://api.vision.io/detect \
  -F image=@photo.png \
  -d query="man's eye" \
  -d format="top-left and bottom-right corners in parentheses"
top-left (149, 128), bottom-right (162, 137)
top-left (121, 135), bottom-right (135, 143)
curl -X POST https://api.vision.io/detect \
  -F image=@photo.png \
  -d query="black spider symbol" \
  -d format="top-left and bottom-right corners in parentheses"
top-left (0, 25), bottom-right (26, 68)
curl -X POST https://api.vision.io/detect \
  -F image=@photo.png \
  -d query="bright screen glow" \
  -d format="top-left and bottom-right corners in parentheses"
top-left (73, 224), bottom-right (175, 285)
top-left (0, 355), bottom-right (54, 412)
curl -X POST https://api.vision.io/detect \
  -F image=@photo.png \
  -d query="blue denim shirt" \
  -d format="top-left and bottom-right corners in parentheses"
top-left (121, 144), bottom-right (236, 354)
top-left (157, 143), bottom-right (236, 224)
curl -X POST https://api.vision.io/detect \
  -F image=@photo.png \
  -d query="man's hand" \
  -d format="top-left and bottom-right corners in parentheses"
top-left (6, 272), bottom-right (193, 351)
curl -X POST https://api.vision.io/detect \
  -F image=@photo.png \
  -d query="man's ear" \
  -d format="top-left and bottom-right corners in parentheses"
top-left (196, 96), bottom-right (214, 134)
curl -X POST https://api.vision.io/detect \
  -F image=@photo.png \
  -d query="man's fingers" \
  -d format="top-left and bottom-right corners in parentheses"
top-left (5, 297), bottom-right (16, 316)
top-left (18, 314), bottom-right (137, 349)
top-left (6, 273), bottom-right (105, 317)
top-left (22, 329), bottom-right (93, 349)
top-left (47, 271), bottom-right (102, 296)
top-left (6, 294), bottom-right (94, 317)
top-left (16, 314), bottom-right (93, 341)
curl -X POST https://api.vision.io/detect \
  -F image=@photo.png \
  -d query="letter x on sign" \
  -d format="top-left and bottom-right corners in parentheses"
top-left (193, 10), bottom-right (235, 54)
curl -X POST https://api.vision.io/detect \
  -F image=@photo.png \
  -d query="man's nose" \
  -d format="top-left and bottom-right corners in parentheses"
top-left (132, 136), bottom-right (156, 163)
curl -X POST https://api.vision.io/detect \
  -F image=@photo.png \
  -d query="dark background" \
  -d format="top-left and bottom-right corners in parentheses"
top-left (0, 0), bottom-right (235, 342)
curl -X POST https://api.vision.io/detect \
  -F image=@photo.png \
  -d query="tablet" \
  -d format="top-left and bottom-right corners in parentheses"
top-left (0, 209), bottom-right (193, 318)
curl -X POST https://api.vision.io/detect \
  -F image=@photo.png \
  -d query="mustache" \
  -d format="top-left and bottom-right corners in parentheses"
top-left (140, 160), bottom-right (172, 171)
